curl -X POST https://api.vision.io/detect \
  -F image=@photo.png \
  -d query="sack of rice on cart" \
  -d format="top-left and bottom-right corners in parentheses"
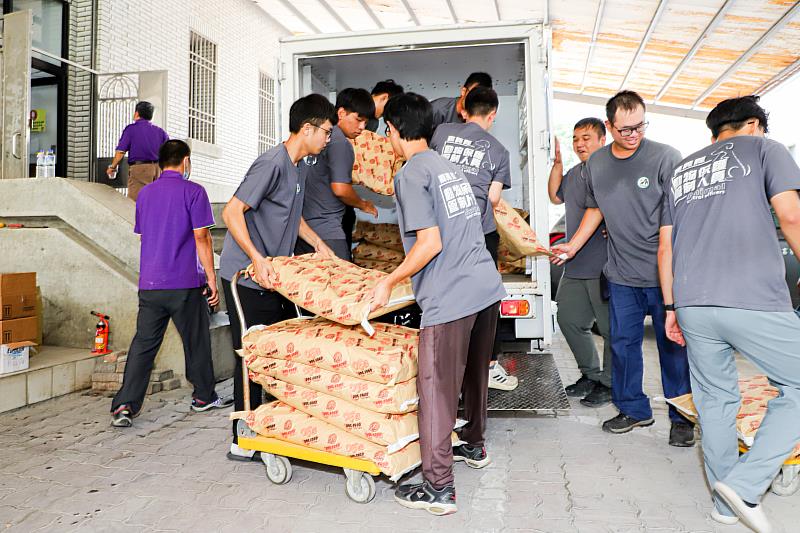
top-left (494, 198), bottom-right (552, 258)
top-left (245, 402), bottom-right (418, 481)
top-left (248, 357), bottom-right (418, 414)
top-left (268, 254), bottom-right (415, 335)
top-left (666, 375), bottom-right (800, 457)
top-left (352, 243), bottom-right (405, 265)
top-left (259, 376), bottom-right (419, 453)
top-left (352, 221), bottom-right (405, 252)
top-left (349, 130), bottom-right (404, 196)
top-left (242, 317), bottom-right (418, 386)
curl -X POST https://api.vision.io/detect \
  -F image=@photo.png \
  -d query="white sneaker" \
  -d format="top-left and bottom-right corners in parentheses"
top-left (710, 508), bottom-right (739, 525)
top-left (226, 442), bottom-right (258, 462)
top-left (714, 481), bottom-right (772, 533)
top-left (489, 362), bottom-right (518, 391)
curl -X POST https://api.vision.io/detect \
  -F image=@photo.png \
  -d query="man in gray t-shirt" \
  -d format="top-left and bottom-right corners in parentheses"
top-left (547, 118), bottom-right (611, 406)
top-left (552, 91), bottom-right (692, 447)
top-left (659, 96), bottom-right (800, 528)
top-left (372, 93), bottom-right (505, 516)
top-left (219, 94), bottom-right (336, 459)
top-left (430, 86), bottom-right (515, 391)
top-left (429, 72), bottom-right (492, 133)
top-left (297, 89), bottom-right (378, 260)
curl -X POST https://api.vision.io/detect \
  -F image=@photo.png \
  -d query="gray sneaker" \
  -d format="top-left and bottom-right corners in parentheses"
top-left (394, 480), bottom-right (457, 516)
top-left (602, 413), bottom-right (654, 434)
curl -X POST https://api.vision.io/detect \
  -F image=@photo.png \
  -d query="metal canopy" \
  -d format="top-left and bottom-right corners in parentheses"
top-left (253, 0), bottom-right (800, 112)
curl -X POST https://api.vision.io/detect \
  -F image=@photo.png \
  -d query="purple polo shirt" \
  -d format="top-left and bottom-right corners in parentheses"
top-left (134, 171), bottom-right (215, 290)
top-left (116, 119), bottom-right (169, 163)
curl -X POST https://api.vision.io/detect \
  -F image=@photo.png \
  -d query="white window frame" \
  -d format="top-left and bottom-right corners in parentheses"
top-left (188, 31), bottom-right (218, 145)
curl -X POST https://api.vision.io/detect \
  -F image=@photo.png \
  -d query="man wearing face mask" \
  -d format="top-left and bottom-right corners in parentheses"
top-left (110, 139), bottom-right (230, 428)
top-left (297, 88), bottom-right (379, 260)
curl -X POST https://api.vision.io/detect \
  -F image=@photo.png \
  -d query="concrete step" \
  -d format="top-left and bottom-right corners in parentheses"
top-left (0, 345), bottom-right (96, 414)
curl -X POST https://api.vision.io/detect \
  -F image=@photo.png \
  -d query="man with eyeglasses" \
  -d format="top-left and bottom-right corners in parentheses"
top-left (552, 90), bottom-right (693, 447)
top-left (298, 88), bottom-right (379, 261)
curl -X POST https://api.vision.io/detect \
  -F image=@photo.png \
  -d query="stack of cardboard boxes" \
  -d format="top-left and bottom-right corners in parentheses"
top-left (0, 272), bottom-right (38, 375)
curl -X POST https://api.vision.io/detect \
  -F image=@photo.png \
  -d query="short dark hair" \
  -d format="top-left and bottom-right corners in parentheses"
top-left (464, 72), bottom-right (492, 90)
top-left (288, 94), bottom-right (337, 134)
top-left (574, 117), bottom-right (606, 138)
top-left (383, 92), bottom-right (433, 142)
top-left (706, 95), bottom-right (769, 138)
top-left (336, 88), bottom-right (376, 119)
top-left (159, 139), bottom-right (190, 168)
top-left (135, 101), bottom-right (155, 121)
top-left (464, 86), bottom-right (498, 117)
top-left (371, 79), bottom-right (404, 98)
top-left (605, 90), bottom-right (645, 123)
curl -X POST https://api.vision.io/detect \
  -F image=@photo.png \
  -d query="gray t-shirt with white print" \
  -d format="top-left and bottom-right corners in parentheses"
top-left (430, 97), bottom-right (462, 131)
top-left (430, 122), bottom-right (512, 234)
top-left (661, 136), bottom-right (800, 311)
top-left (394, 149), bottom-right (506, 327)
top-left (585, 138), bottom-right (683, 287)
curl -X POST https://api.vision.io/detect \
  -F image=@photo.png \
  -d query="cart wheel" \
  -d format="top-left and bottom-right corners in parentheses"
top-left (235, 419), bottom-right (256, 439)
top-left (344, 468), bottom-right (376, 504)
top-left (262, 453), bottom-right (292, 485)
top-left (770, 464), bottom-right (800, 496)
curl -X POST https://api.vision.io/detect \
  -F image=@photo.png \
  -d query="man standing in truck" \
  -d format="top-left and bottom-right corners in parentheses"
top-left (298, 88), bottom-right (378, 260)
top-left (429, 72), bottom-right (492, 132)
top-left (430, 86), bottom-right (517, 391)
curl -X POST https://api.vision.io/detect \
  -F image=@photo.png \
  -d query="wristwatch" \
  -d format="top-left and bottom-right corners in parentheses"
top-left (664, 303), bottom-right (675, 312)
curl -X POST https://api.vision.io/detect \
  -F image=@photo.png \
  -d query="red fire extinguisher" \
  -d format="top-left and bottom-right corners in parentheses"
top-left (91, 311), bottom-right (111, 355)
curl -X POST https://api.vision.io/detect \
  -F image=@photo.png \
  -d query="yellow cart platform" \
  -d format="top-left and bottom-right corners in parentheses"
top-left (228, 270), bottom-right (383, 504)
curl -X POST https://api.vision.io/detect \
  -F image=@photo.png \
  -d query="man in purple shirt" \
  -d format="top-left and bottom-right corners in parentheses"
top-left (110, 139), bottom-right (231, 428)
top-left (107, 101), bottom-right (170, 202)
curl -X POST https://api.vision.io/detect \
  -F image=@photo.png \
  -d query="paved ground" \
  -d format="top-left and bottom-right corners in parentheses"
top-left (1, 324), bottom-right (797, 532)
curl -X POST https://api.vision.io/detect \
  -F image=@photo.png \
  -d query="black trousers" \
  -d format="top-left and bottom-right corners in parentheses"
top-left (294, 236), bottom-right (352, 261)
top-left (111, 288), bottom-right (217, 414)
top-left (484, 231), bottom-right (502, 361)
top-left (223, 278), bottom-right (296, 442)
top-left (343, 206), bottom-right (356, 249)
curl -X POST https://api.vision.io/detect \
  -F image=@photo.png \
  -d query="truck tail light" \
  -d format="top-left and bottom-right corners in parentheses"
top-left (501, 299), bottom-right (530, 317)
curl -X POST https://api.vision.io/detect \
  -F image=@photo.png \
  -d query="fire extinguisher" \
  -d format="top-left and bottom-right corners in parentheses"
top-left (90, 311), bottom-right (111, 355)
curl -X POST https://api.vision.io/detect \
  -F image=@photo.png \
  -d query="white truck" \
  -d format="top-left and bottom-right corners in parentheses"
top-left (277, 23), bottom-right (555, 350)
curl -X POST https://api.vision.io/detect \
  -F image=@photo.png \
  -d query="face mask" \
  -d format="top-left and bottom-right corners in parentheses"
top-left (183, 169), bottom-right (190, 180)
top-left (183, 158), bottom-right (191, 180)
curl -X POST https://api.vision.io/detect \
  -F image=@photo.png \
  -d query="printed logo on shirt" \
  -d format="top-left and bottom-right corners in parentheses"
top-left (671, 142), bottom-right (751, 206)
top-left (296, 183), bottom-right (301, 195)
top-left (637, 177), bottom-right (650, 189)
top-left (440, 136), bottom-right (493, 175)
top-left (437, 172), bottom-right (480, 219)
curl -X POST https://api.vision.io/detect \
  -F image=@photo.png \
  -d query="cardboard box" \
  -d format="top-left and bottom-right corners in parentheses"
top-left (0, 316), bottom-right (38, 344)
top-left (0, 273), bottom-right (37, 320)
top-left (0, 341), bottom-right (34, 375)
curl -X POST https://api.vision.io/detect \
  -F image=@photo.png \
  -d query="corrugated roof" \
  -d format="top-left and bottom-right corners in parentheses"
top-left (254, 0), bottom-right (800, 111)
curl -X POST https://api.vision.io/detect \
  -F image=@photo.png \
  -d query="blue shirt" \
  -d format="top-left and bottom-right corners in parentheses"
top-left (134, 171), bottom-right (215, 290)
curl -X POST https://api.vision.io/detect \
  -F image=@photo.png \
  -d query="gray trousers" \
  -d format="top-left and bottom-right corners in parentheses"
top-left (294, 237), bottom-right (351, 261)
top-left (556, 276), bottom-right (611, 387)
top-left (677, 306), bottom-right (800, 509)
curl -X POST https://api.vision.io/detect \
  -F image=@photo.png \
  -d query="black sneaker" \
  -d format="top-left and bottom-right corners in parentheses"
top-left (453, 444), bottom-right (491, 469)
top-left (565, 376), bottom-right (596, 398)
top-left (191, 395), bottom-right (234, 412)
top-left (669, 421), bottom-right (696, 447)
top-left (601, 413), bottom-right (654, 434)
top-left (580, 383), bottom-right (612, 408)
top-left (394, 480), bottom-right (457, 516)
top-left (111, 404), bottom-right (133, 428)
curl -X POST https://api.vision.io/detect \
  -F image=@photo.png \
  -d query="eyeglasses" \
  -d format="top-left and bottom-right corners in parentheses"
top-left (613, 121), bottom-right (648, 138)
top-left (310, 124), bottom-right (333, 139)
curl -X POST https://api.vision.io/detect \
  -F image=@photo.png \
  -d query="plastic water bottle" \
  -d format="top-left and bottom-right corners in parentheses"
top-left (45, 150), bottom-right (56, 177)
top-left (35, 151), bottom-right (45, 178)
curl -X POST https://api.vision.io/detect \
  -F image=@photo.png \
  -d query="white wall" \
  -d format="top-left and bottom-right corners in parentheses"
top-left (94, 0), bottom-right (287, 202)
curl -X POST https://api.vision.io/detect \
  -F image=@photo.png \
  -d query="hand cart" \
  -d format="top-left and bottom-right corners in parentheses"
top-left (228, 269), bottom-right (382, 503)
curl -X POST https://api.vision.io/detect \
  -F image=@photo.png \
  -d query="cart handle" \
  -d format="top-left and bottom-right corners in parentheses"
top-left (230, 270), bottom-right (252, 413)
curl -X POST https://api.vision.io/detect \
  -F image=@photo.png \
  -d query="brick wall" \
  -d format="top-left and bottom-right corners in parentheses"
top-left (76, 0), bottom-right (287, 201)
top-left (66, 0), bottom-right (94, 181)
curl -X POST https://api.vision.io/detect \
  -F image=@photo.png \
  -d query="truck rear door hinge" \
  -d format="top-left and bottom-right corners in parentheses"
top-left (538, 131), bottom-right (551, 152)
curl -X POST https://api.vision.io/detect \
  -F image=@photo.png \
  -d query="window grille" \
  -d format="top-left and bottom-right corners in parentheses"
top-left (258, 72), bottom-right (277, 154)
top-left (189, 32), bottom-right (217, 144)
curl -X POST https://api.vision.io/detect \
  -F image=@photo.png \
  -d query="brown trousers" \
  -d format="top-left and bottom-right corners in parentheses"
top-left (417, 301), bottom-right (500, 489)
top-left (127, 163), bottom-right (160, 201)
